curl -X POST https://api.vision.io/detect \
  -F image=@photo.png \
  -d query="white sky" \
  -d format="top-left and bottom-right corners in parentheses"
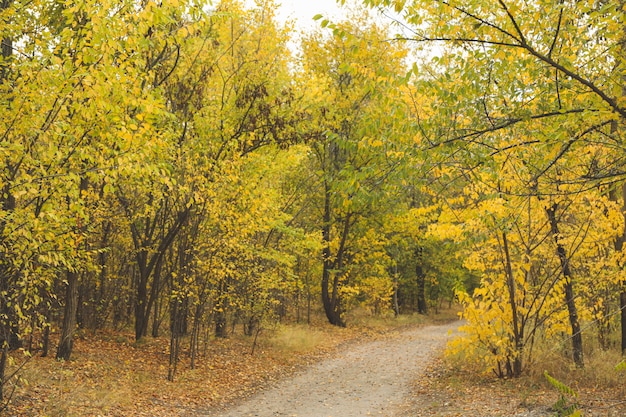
top-left (275, 0), bottom-right (346, 31)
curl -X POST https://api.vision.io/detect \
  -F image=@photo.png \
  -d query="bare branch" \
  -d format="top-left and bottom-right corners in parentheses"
top-left (432, 108), bottom-right (591, 148)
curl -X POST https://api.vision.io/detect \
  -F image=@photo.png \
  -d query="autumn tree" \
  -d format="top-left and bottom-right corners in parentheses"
top-left (363, 0), bottom-right (626, 367)
top-left (299, 13), bottom-right (413, 326)
top-left (0, 1), bottom-right (178, 400)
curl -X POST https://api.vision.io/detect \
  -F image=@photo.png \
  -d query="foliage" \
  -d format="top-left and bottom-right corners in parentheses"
top-left (366, 0), bottom-right (626, 377)
top-left (2, 0), bottom-right (626, 409)
top-left (544, 371), bottom-right (581, 417)
top-left (298, 12), bottom-right (418, 325)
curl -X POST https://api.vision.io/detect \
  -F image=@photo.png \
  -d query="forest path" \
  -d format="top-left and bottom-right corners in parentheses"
top-left (208, 320), bottom-right (461, 417)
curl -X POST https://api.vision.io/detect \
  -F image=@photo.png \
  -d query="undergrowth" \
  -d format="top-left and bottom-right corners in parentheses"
top-left (7, 309), bottom-right (446, 416)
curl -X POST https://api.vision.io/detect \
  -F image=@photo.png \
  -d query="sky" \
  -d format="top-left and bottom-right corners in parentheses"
top-left (275, 0), bottom-right (346, 31)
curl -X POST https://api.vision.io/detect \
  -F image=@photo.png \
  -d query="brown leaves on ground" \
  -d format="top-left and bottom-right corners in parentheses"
top-left (7, 312), bottom-right (624, 417)
top-left (401, 357), bottom-right (626, 417)
top-left (6, 323), bottom-right (364, 417)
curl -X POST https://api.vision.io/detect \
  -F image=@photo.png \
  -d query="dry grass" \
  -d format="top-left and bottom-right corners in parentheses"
top-left (343, 305), bottom-right (459, 333)
top-left (5, 309), bottom-right (442, 416)
top-left (530, 340), bottom-right (625, 389)
top-left (414, 328), bottom-right (626, 417)
top-left (267, 324), bottom-right (330, 354)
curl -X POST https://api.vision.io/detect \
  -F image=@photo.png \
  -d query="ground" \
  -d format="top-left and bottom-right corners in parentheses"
top-left (208, 321), bottom-right (457, 417)
top-left (400, 357), bottom-right (626, 417)
top-left (4, 311), bottom-right (626, 416)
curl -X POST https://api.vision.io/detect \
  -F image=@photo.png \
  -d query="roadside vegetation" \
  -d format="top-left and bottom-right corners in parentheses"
top-left (1, 0), bottom-right (626, 415)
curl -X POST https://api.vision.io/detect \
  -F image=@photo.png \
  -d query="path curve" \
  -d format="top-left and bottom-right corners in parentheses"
top-left (210, 321), bottom-right (461, 417)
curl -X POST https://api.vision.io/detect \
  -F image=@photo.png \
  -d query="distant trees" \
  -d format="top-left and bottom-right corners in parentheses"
top-left (298, 15), bottom-right (424, 326)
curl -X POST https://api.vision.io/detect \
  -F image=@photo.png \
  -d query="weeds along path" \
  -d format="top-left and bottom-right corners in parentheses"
top-left (209, 320), bottom-right (461, 417)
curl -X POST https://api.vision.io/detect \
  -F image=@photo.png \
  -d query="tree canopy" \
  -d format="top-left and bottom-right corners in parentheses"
top-left (1, 0), bottom-right (626, 406)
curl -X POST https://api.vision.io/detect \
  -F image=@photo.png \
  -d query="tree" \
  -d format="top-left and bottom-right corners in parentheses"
top-left (0, 3), bottom-right (182, 401)
top-left (299, 13), bottom-right (412, 325)
top-left (363, 0), bottom-right (626, 368)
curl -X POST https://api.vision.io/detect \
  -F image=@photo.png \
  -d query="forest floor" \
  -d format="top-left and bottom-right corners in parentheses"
top-left (4, 309), bottom-right (626, 416)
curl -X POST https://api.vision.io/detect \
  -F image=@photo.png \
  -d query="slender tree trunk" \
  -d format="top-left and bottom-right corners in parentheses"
top-left (214, 278), bottom-right (229, 338)
top-left (621, 291), bottom-right (626, 356)
top-left (321, 182), bottom-right (334, 323)
top-left (321, 182), bottom-right (346, 327)
top-left (546, 204), bottom-right (584, 368)
top-left (618, 8), bottom-right (626, 357)
top-left (415, 249), bottom-right (428, 315)
top-left (168, 300), bottom-right (182, 382)
top-left (129, 207), bottom-right (189, 341)
top-left (392, 265), bottom-right (400, 317)
top-left (502, 231), bottom-right (523, 376)
top-left (41, 324), bottom-right (50, 358)
top-left (214, 310), bottom-right (227, 338)
top-left (136, 252), bottom-right (164, 339)
top-left (56, 270), bottom-right (79, 361)
top-left (135, 265), bottom-right (149, 340)
top-left (190, 302), bottom-right (203, 369)
top-left (0, 0), bottom-right (14, 402)
top-left (0, 343), bottom-right (7, 403)
top-left (151, 292), bottom-right (160, 338)
top-left (305, 269), bottom-right (311, 325)
top-left (609, 183), bottom-right (626, 356)
top-left (416, 264), bottom-right (427, 314)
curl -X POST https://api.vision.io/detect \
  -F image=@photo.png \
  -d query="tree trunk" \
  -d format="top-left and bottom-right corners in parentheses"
top-left (619, 0), bottom-right (626, 358)
top-left (0, 2), bottom-right (13, 399)
top-left (56, 270), bottom-right (78, 361)
top-left (608, 183), bottom-right (626, 355)
top-left (415, 258), bottom-right (428, 315)
top-left (214, 310), bottom-right (228, 338)
top-left (190, 302), bottom-right (203, 370)
top-left (621, 291), bottom-right (626, 357)
top-left (0, 343), bottom-right (7, 403)
top-left (41, 324), bottom-right (50, 358)
top-left (305, 268), bottom-right (311, 325)
top-left (134, 265), bottom-right (149, 340)
top-left (546, 204), bottom-right (584, 368)
top-left (501, 231), bottom-right (523, 376)
top-left (321, 263), bottom-right (344, 326)
top-left (168, 300), bottom-right (183, 382)
top-left (392, 267), bottom-right (400, 317)
top-left (132, 208), bottom-right (189, 341)
top-left (321, 181), bottom-right (346, 327)
top-left (151, 293), bottom-right (161, 338)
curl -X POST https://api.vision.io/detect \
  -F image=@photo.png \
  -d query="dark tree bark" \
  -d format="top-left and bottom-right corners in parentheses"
top-left (56, 176), bottom-right (89, 361)
top-left (609, 183), bottom-right (626, 356)
top-left (168, 299), bottom-right (184, 381)
top-left (415, 264), bottom-right (427, 315)
top-left (321, 181), bottom-right (348, 327)
top-left (619, 0), bottom-right (626, 357)
top-left (415, 246), bottom-right (428, 315)
top-left (56, 270), bottom-right (79, 361)
top-left (621, 292), bottom-right (626, 356)
top-left (392, 268), bottom-right (400, 317)
top-left (214, 310), bottom-right (228, 338)
top-left (546, 203), bottom-right (584, 368)
top-left (502, 231), bottom-right (523, 377)
top-left (41, 309), bottom-right (51, 358)
top-left (120, 195), bottom-right (190, 341)
top-left (0, 6), bottom-right (15, 398)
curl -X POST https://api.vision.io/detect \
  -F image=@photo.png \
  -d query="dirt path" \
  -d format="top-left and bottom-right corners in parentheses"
top-left (209, 321), bottom-right (461, 417)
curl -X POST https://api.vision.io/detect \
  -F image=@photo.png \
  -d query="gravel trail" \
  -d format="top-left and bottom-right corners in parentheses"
top-left (211, 321), bottom-right (461, 417)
